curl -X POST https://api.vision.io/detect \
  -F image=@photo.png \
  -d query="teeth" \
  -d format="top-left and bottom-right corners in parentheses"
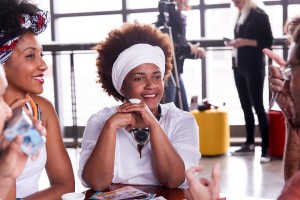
top-left (33, 76), bottom-right (43, 80)
top-left (144, 94), bottom-right (155, 98)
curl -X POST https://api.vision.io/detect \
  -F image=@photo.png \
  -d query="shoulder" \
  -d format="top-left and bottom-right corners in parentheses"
top-left (251, 7), bottom-right (269, 18)
top-left (29, 94), bottom-right (57, 124)
top-left (83, 106), bottom-right (117, 138)
top-left (30, 94), bottom-right (54, 110)
top-left (87, 106), bottom-right (117, 124)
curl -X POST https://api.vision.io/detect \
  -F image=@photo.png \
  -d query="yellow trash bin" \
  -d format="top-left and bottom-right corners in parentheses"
top-left (192, 109), bottom-right (230, 156)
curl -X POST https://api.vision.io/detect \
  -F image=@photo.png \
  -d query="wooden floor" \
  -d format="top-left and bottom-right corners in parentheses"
top-left (38, 147), bottom-right (285, 200)
top-left (199, 147), bottom-right (284, 200)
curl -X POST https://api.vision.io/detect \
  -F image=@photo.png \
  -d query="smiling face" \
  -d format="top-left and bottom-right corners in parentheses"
top-left (121, 63), bottom-right (164, 112)
top-left (0, 67), bottom-right (12, 132)
top-left (4, 31), bottom-right (48, 97)
top-left (232, 0), bottom-right (246, 10)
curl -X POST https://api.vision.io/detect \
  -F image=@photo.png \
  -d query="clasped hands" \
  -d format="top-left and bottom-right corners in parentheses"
top-left (114, 99), bottom-right (158, 132)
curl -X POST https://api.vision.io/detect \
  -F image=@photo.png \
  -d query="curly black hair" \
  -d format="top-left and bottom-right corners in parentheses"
top-left (0, 0), bottom-right (38, 34)
top-left (95, 22), bottom-right (174, 102)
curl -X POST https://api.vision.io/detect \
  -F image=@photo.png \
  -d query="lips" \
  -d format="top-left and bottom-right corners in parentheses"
top-left (33, 74), bottom-right (45, 84)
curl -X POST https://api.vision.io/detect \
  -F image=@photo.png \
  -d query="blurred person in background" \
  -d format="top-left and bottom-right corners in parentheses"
top-left (226, 0), bottom-right (273, 163)
top-left (155, 0), bottom-right (205, 111)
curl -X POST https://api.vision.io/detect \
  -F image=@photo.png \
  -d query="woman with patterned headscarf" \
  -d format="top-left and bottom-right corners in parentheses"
top-left (0, 0), bottom-right (74, 199)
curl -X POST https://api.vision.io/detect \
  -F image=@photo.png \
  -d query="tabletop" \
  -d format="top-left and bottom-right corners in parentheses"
top-left (84, 184), bottom-right (185, 200)
top-left (84, 184), bottom-right (274, 200)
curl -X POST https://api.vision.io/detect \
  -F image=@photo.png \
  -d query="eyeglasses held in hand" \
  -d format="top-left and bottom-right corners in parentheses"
top-left (269, 64), bottom-right (299, 109)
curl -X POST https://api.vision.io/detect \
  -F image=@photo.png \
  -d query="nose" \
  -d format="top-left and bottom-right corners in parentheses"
top-left (37, 59), bottom-right (48, 71)
top-left (145, 80), bottom-right (156, 89)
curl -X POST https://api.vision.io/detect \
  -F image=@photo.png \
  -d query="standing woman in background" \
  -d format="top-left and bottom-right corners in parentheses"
top-left (226, 0), bottom-right (273, 162)
top-left (0, 0), bottom-right (75, 199)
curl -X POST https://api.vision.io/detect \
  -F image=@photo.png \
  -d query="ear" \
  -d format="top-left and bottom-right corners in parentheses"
top-left (2, 63), bottom-right (8, 74)
top-left (120, 84), bottom-right (125, 96)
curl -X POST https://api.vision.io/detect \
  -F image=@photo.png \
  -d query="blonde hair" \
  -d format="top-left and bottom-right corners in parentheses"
top-left (232, 0), bottom-right (266, 25)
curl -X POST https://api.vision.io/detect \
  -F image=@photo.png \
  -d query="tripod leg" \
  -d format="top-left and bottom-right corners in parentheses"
top-left (161, 75), bottom-right (176, 104)
top-left (158, 26), bottom-right (183, 110)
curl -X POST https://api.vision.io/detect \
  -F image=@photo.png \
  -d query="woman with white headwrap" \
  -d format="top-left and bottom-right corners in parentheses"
top-left (78, 22), bottom-right (201, 191)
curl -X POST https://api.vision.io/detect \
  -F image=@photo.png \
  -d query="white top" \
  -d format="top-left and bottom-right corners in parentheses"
top-left (78, 103), bottom-right (201, 189)
top-left (16, 144), bottom-right (47, 198)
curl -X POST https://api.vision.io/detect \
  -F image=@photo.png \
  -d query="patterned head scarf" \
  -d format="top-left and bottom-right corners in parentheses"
top-left (0, 9), bottom-right (50, 65)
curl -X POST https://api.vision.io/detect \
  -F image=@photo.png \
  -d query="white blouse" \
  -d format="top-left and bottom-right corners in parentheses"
top-left (78, 103), bottom-right (201, 189)
top-left (16, 144), bottom-right (47, 198)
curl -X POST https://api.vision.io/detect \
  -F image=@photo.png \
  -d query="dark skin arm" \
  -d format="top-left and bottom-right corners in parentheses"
top-left (82, 102), bottom-right (185, 190)
top-left (82, 114), bottom-right (120, 191)
top-left (24, 95), bottom-right (75, 200)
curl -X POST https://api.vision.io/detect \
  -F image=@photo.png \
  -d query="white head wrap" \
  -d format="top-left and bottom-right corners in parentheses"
top-left (112, 43), bottom-right (165, 96)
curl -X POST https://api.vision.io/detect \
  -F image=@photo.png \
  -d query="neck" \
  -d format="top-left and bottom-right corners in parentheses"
top-left (4, 88), bottom-right (27, 105)
top-left (150, 104), bottom-right (161, 120)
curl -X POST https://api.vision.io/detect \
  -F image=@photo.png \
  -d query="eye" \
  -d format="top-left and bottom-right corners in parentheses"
top-left (153, 75), bottom-right (162, 80)
top-left (26, 53), bottom-right (35, 59)
top-left (134, 77), bottom-right (143, 81)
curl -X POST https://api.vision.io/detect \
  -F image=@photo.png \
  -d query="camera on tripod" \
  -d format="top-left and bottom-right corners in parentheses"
top-left (155, 0), bottom-right (177, 27)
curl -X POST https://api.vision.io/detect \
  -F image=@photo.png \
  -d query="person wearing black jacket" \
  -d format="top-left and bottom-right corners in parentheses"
top-left (226, 0), bottom-right (273, 163)
top-left (156, 0), bottom-right (205, 111)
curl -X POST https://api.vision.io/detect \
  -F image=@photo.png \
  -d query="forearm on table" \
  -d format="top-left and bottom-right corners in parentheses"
top-left (150, 126), bottom-right (185, 188)
top-left (82, 128), bottom-right (116, 190)
top-left (283, 124), bottom-right (300, 182)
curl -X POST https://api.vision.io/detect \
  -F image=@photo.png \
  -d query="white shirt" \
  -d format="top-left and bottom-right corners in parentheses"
top-left (78, 103), bottom-right (201, 189)
top-left (16, 144), bottom-right (47, 198)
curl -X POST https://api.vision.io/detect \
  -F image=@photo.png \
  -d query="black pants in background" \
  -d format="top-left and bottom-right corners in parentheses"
top-left (233, 67), bottom-right (269, 154)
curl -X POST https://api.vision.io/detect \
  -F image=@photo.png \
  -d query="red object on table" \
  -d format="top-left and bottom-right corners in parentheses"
top-left (84, 184), bottom-right (185, 200)
top-left (268, 110), bottom-right (286, 157)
